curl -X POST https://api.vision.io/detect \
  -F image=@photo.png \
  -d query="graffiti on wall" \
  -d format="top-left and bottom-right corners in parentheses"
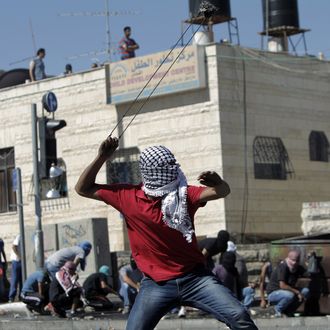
top-left (61, 224), bottom-right (87, 246)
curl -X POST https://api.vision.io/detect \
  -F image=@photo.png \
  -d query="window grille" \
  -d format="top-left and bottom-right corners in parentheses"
top-left (253, 136), bottom-right (294, 180)
top-left (0, 147), bottom-right (16, 213)
top-left (107, 147), bottom-right (141, 185)
top-left (309, 131), bottom-right (329, 162)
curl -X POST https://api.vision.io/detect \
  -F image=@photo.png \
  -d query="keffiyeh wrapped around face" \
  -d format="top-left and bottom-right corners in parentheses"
top-left (139, 146), bottom-right (194, 243)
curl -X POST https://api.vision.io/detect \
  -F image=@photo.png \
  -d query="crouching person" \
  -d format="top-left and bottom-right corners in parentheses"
top-left (49, 261), bottom-right (83, 318)
top-left (118, 255), bottom-right (143, 315)
top-left (83, 265), bottom-right (116, 310)
top-left (45, 241), bottom-right (92, 279)
top-left (267, 249), bottom-right (310, 317)
top-left (21, 270), bottom-right (50, 314)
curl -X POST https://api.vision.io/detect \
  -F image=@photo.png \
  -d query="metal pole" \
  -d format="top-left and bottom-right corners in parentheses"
top-left (265, 0), bottom-right (269, 50)
top-left (16, 168), bottom-right (27, 282)
top-left (31, 103), bottom-right (44, 270)
top-left (105, 0), bottom-right (111, 63)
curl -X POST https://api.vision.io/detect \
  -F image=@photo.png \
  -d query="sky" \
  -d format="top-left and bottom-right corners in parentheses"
top-left (1, 0), bottom-right (330, 76)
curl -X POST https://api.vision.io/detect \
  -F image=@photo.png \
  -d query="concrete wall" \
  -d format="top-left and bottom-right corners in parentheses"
top-left (301, 201), bottom-right (330, 235)
top-left (216, 45), bottom-right (330, 238)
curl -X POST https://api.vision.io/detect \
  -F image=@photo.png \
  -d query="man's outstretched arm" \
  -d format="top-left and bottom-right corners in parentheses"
top-left (198, 171), bottom-right (230, 203)
top-left (75, 136), bottom-right (119, 200)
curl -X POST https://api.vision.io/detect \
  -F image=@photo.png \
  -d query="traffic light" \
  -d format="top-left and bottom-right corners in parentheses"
top-left (38, 117), bottom-right (66, 179)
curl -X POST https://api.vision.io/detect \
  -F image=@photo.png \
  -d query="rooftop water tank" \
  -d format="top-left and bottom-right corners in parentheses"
top-left (262, 0), bottom-right (299, 30)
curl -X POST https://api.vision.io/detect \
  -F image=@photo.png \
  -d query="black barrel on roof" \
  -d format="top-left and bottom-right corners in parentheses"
top-left (0, 69), bottom-right (30, 89)
top-left (262, 0), bottom-right (299, 31)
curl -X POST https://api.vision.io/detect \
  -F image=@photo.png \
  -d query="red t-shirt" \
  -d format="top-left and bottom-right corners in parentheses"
top-left (97, 184), bottom-right (206, 282)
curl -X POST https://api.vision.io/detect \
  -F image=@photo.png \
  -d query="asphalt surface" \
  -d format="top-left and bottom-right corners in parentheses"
top-left (0, 304), bottom-right (329, 330)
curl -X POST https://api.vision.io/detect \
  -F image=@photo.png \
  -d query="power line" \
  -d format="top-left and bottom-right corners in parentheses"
top-left (109, 20), bottom-right (204, 138)
top-left (109, 0), bottom-right (219, 138)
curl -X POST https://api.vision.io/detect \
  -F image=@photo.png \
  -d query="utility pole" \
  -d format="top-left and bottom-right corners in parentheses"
top-left (31, 103), bottom-right (44, 270)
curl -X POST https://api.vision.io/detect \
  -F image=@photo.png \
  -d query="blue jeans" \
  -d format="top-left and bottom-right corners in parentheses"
top-left (119, 282), bottom-right (138, 308)
top-left (126, 268), bottom-right (257, 330)
top-left (268, 287), bottom-right (310, 314)
top-left (242, 286), bottom-right (255, 308)
top-left (9, 260), bottom-right (22, 301)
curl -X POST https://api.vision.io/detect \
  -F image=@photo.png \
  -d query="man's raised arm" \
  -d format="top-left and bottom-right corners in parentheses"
top-left (198, 171), bottom-right (230, 203)
top-left (75, 136), bottom-right (118, 200)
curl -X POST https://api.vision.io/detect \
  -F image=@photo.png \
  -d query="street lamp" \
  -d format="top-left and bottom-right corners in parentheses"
top-left (46, 163), bottom-right (63, 199)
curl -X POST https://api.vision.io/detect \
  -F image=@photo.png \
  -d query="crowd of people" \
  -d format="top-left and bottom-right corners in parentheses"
top-left (0, 238), bottom-right (147, 318)
top-left (0, 233), bottom-right (316, 322)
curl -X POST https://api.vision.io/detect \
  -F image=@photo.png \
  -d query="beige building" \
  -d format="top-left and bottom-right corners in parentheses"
top-left (1, 43), bottom-right (330, 256)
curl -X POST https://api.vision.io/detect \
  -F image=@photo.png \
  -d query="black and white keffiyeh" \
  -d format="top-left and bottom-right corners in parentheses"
top-left (139, 146), bottom-right (194, 243)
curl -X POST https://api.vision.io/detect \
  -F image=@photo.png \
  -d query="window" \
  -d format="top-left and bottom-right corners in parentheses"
top-left (107, 147), bottom-right (141, 184)
top-left (0, 147), bottom-right (17, 213)
top-left (309, 131), bottom-right (329, 162)
top-left (253, 136), bottom-right (294, 180)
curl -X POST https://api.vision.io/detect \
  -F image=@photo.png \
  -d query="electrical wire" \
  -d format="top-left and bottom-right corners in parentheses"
top-left (111, 44), bottom-right (330, 139)
top-left (110, 17), bottom-right (206, 139)
top-left (118, 20), bottom-right (206, 139)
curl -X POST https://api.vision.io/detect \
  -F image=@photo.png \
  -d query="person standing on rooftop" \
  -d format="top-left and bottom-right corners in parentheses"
top-left (29, 48), bottom-right (46, 82)
top-left (119, 26), bottom-right (139, 60)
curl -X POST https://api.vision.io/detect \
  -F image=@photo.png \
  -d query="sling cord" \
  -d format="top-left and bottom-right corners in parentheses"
top-left (109, 16), bottom-right (208, 139)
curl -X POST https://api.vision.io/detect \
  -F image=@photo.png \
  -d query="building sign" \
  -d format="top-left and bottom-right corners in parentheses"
top-left (107, 45), bottom-right (206, 104)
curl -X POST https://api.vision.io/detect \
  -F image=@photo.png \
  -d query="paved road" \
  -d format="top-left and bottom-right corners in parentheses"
top-left (0, 316), bottom-right (330, 330)
top-left (0, 308), bottom-right (329, 330)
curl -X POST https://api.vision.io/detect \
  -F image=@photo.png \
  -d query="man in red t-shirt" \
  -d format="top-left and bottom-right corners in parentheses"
top-left (75, 136), bottom-right (257, 330)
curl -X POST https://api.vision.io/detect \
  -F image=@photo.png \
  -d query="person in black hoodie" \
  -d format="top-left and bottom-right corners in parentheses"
top-left (213, 251), bottom-right (242, 300)
top-left (199, 230), bottom-right (230, 270)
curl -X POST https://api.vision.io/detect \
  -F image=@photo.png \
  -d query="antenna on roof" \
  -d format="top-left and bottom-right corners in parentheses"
top-left (29, 18), bottom-right (37, 55)
top-left (59, 0), bottom-right (140, 63)
top-left (9, 18), bottom-right (37, 67)
top-left (65, 48), bottom-right (119, 67)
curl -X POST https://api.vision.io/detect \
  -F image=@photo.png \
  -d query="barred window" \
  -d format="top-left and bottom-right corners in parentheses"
top-left (107, 147), bottom-right (141, 184)
top-left (0, 147), bottom-right (17, 213)
top-left (253, 136), bottom-right (294, 180)
top-left (309, 131), bottom-right (329, 162)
